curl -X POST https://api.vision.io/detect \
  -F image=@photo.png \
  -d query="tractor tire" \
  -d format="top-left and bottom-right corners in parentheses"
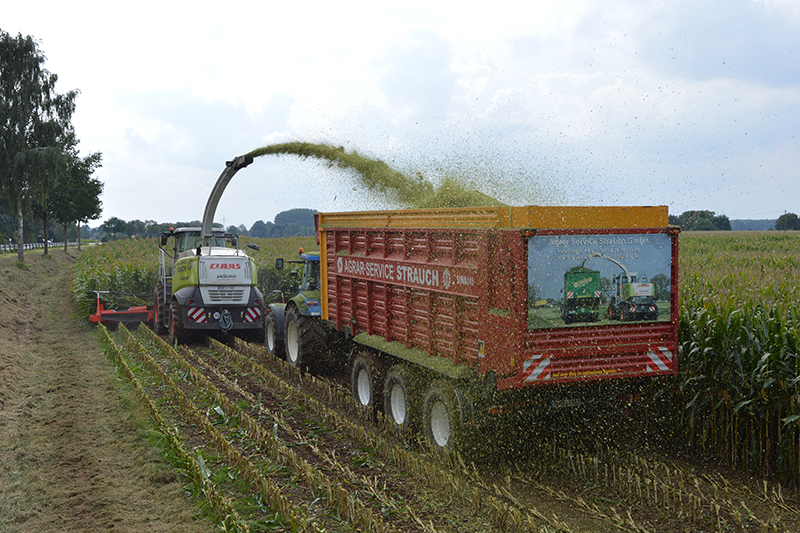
top-left (422, 380), bottom-right (463, 454)
top-left (265, 312), bottom-right (284, 358)
top-left (284, 305), bottom-right (326, 370)
top-left (383, 364), bottom-right (419, 435)
top-left (169, 300), bottom-right (190, 345)
top-left (350, 351), bottom-right (383, 412)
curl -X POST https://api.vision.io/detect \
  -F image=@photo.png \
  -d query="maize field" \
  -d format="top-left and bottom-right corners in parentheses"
top-left (678, 231), bottom-right (800, 483)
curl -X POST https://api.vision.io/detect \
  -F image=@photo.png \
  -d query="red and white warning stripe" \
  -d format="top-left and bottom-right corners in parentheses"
top-left (646, 346), bottom-right (673, 372)
top-left (244, 306), bottom-right (261, 323)
top-left (566, 291), bottom-right (574, 299)
top-left (523, 354), bottom-right (552, 382)
top-left (187, 307), bottom-right (207, 323)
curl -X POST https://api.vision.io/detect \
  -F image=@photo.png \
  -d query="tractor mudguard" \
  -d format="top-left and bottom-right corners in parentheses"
top-left (289, 290), bottom-right (322, 317)
top-left (268, 302), bottom-right (287, 337)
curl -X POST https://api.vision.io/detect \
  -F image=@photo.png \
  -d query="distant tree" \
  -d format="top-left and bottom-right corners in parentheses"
top-left (249, 220), bottom-right (272, 238)
top-left (0, 30), bottom-right (79, 261)
top-left (650, 274), bottom-right (671, 301)
top-left (227, 224), bottom-right (249, 237)
top-left (775, 213), bottom-right (800, 231)
top-left (51, 151), bottom-right (102, 251)
top-left (126, 219), bottom-right (147, 237)
top-left (671, 210), bottom-right (731, 231)
top-left (274, 208), bottom-right (316, 228)
top-left (101, 217), bottom-right (128, 239)
top-left (27, 146), bottom-right (67, 254)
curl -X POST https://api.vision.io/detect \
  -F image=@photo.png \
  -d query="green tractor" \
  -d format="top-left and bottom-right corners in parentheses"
top-left (264, 249), bottom-right (329, 370)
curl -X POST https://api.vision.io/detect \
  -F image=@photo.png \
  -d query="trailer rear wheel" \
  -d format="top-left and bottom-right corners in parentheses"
top-left (383, 365), bottom-right (417, 435)
top-left (351, 352), bottom-right (381, 412)
top-left (422, 380), bottom-right (462, 454)
top-left (265, 312), bottom-right (284, 358)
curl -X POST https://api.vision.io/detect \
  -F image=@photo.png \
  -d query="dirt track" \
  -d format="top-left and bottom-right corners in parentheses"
top-left (0, 250), bottom-right (211, 532)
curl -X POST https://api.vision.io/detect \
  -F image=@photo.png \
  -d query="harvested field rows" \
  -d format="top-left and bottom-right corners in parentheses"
top-left (98, 324), bottom-right (800, 532)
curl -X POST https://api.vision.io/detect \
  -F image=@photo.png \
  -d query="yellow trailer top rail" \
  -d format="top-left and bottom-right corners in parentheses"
top-left (316, 205), bottom-right (668, 230)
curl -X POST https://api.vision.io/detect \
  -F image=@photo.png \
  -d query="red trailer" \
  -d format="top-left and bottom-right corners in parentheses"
top-left (269, 205), bottom-right (679, 452)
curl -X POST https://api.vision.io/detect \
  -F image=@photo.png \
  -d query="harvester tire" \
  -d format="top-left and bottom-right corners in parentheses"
top-left (383, 364), bottom-right (418, 435)
top-left (422, 380), bottom-right (463, 454)
top-left (169, 300), bottom-right (189, 344)
top-left (265, 312), bottom-right (284, 358)
top-left (152, 284), bottom-right (167, 334)
top-left (284, 305), bottom-right (326, 370)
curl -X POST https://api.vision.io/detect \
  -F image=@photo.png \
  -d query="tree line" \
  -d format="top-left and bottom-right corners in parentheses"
top-left (92, 208), bottom-right (317, 241)
top-left (0, 30), bottom-right (103, 261)
top-left (669, 210), bottom-right (800, 231)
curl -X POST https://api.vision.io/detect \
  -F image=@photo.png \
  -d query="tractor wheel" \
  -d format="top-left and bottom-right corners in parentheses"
top-left (351, 351), bottom-right (383, 412)
top-left (265, 312), bottom-right (284, 358)
top-left (383, 364), bottom-right (419, 435)
top-left (284, 305), bottom-right (326, 370)
top-left (422, 380), bottom-right (463, 454)
top-left (169, 301), bottom-right (189, 344)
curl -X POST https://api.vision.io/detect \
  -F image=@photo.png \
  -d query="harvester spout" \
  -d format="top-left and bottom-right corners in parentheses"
top-left (201, 154), bottom-right (254, 244)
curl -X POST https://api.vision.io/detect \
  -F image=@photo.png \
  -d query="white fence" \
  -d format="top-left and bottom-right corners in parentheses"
top-left (0, 241), bottom-right (79, 252)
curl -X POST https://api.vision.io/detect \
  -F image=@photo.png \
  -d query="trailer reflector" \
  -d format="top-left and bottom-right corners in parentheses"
top-left (523, 354), bottom-right (552, 382)
top-left (646, 347), bottom-right (673, 372)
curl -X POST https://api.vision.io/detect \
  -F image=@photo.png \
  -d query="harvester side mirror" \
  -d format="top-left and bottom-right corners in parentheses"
top-left (160, 234), bottom-right (169, 246)
top-left (275, 258), bottom-right (284, 270)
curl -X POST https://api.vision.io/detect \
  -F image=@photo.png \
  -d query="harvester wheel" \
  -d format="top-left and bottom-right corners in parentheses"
top-left (169, 300), bottom-right (189, 344)
top-left (383, 364), bottom-right (418, 435)
top-left (284, 305), bottom-right (326, 370)
top-left (422, 380), bottom-right (463, 454)
top-left (152, 284), bottom-right (167, 334)
top-left (351, 351), bottom-right (383, 412)
top-left (265, 312), bottom-right (284, 358)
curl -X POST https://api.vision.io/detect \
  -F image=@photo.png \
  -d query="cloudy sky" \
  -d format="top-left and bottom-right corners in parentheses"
top-left (5, 0), bottom-right (799, 228)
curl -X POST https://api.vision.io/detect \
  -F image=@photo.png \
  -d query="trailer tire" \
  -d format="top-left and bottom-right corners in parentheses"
top-left (351, 351), bottom-right (382, 412)
top-left (265, 312), bottom-right (284, 358)
top-left (383, 365), bottom-right (418, 435)
top-left (422, 380), bottom-right (462, 454)
top-left (284, 305), bottom-right (325, 370)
